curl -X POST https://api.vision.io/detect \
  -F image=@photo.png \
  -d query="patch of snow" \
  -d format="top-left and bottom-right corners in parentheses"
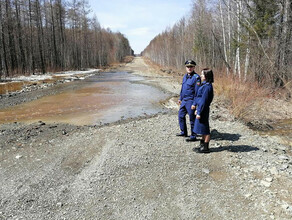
top-left (3, 69), bottom-right (100, 83)
top-left (11, 75), bottom-right (53, 81)
top-left (54, 69), bottom-right (100, 76)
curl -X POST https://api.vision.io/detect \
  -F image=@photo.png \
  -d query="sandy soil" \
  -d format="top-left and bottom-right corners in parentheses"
top-left (0, 57), bottom-right (292, 220)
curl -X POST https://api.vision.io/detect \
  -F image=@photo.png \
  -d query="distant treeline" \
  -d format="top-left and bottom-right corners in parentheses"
top-left (0, 0), bottom-right (133, 78)
top-left (143, 0), bottom-right (291, 89)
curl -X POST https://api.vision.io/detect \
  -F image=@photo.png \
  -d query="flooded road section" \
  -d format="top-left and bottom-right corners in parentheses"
top-left (0, 72), bottom-right (169, 125)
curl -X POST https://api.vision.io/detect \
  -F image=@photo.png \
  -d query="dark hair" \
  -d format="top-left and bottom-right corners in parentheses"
top-left (202, 68), bottom-right (214, 83)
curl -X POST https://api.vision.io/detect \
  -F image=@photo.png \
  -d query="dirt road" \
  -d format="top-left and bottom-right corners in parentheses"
top-left (1, 58), bottom-right (292, 219)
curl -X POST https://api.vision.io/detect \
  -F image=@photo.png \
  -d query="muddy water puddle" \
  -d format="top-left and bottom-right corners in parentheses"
top-left (259, 118), bottom-right (292, 146)
top-left (0, 72), bottom-right (169, 125)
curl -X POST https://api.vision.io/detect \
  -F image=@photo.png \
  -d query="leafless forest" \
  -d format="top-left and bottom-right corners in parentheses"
top-left (0, 0), bottom-right (133, 78)
top-left (143, 0), bottom-right (292, 90)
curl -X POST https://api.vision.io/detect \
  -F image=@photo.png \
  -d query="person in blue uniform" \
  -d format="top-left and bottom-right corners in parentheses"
top-left (192, 68), bottom-right (214, 153)
top-left (176, 60), bottom-right (201, 142)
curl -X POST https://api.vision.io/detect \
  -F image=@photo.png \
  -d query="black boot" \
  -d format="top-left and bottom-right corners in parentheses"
top-left (186, 137), bottom-right (197, 142)
top-left (194, 142), bottom-right (210, 153)
top-left (176, 133), bottom-right (188, 137)
top-left (192, 139), bottom-right (204, 151)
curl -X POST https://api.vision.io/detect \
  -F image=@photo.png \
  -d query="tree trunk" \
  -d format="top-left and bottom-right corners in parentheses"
top-left (281, 0), bottom-right (291, 84)
top-left (15, 0), bottom-right (26, 74)
top-left (29, 0), bottom-right (36, 74)
top-left (274, 0), bottom-right (290, 87)
top-left (220, 0), bottom-right (229, 74)
top-left (57, 0), bottom-right (65, 70)
top-left (227, 0), bottom-right (232, 69)
top-left (50, 0), bottom-right (59, 68)
top-left (35, 0), bottom-right (46, 74)
top-left (0, 0), bottom-right (9, 77)
top-left (244, 34), bottom-right (250, 81)
top-left (5, 0), bottom-right (18, 73)
top-left (234, 0), bottom-right (241, 78)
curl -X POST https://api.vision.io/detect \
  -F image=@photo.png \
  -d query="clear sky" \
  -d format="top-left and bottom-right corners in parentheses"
top-left (87, 0), bottom-right (193, 54)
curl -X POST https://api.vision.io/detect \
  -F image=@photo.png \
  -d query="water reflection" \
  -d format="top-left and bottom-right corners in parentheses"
top-left (0, 72), bottom-right (169, 125)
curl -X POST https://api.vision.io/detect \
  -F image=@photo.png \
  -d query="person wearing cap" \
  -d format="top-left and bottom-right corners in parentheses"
top-left (176, 60), bottom-right (201, 141)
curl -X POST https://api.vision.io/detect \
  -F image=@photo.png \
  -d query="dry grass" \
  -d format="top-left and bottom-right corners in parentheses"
top-left (214, 72), bottom-right (292, 123)
top-left (214, 75), bottom-right (269, 119)
top-left (143, 57), bottom-right (292, 125)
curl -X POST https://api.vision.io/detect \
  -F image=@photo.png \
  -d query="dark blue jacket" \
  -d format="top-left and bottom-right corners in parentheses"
top-left (179, 72), bottom-right (201, 103)
top-left (194, 82), bottom-right (213, 116)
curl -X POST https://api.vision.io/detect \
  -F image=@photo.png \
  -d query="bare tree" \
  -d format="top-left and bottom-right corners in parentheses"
top-left (219, 0), bottom-right (230, 74)
top-left (14, 0), bottom-right (26, 74)
top-left (0, 0), bottom-right (9, 77)
top-left (143, 0), bottom-right (291, 90)
top-left (0, 0), bottom-right (132, 77)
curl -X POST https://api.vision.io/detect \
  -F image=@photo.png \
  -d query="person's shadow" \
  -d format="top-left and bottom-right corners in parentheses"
top-left (210, 145), bottom-right (259, 153)
top-left (211, 129), bottom-right (241, 141)
top-left (208, 129), bottom-right (259, 153)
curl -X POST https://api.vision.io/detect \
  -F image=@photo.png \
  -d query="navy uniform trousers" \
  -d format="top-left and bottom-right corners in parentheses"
top-left (178, 72), bottom-right (201, 138)
top-left (178, 100), bottom-right (196, 137)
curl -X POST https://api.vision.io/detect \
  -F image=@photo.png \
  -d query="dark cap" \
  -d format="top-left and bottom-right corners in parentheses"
top-left (185, 60), bottom-right (196, 67)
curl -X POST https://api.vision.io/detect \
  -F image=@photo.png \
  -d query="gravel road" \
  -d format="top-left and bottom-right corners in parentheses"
top-left (0, 58), bottom-right (292, 220)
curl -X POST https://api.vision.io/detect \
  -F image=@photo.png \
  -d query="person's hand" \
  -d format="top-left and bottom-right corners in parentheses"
top-left (196, 114), bottom-right (201, 119)
top-left (178, 100), bottom-right (181, 105)
top-left (191, 105), bottom-right (196, 110)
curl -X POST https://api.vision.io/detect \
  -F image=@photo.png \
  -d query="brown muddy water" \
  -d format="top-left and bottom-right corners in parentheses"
top-left (0, 72), bottom-right (170, 125)
top-left (259, 118), bottom-right (292, 146)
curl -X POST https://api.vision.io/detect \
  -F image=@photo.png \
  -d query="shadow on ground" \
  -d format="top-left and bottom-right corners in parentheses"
top-left (210, 145), bottom-right (259, 153)
top-left (209, 129), bottom-right (259, 153)
top-left (211, 129), bottom-right (241, 141)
